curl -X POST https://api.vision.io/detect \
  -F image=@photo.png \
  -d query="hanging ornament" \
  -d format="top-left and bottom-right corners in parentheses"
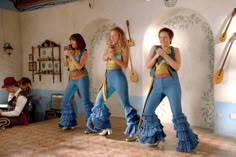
top-left (89, 0), bottom-right (94, 9)
top-left (164, 0), bottom-right (177, 7)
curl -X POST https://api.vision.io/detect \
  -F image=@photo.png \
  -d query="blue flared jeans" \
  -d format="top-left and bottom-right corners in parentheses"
top-left (87, 69), bottom-right (140, 135)
top-left (144, 76), bottom-right (182, 116)
top-left (139, 76), bottom-right (198, 152)
top-left (59, 75), bottom-right (93, 128)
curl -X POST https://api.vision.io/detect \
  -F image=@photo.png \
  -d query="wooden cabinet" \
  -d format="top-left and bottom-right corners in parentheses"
top-left (31, 46), bottom-right (62, 83)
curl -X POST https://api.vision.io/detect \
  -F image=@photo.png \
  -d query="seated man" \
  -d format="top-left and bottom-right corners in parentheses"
top-left (18, 77), bottom-right (32, 99)
top-left (18, 77), bottom-right (32, 108)
top-left (0, 77), bottom-right (29, 129)
top-left (18, 77), bottom-right (35, 123)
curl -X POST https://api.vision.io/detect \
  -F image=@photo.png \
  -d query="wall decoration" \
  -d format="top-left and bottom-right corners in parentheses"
top-left (42, 50), bottom-right (47, 56)
top-left (48, 62), bottom-right (52, 69)
top-left (219, 8), bottom-right (236, 42)
top-left (42, 62), bottom-right (46, 69)
top-left (126, 20), bottom-right (138, 83)
top-left (54, 62), bottom-right (59, 74)
top-left (31, 45), bottom-right (61, 82)
top-left (29, 54), bottom-right (32, 60)
top-left (164, 0), bottom-right (177, 7)
top-left (214, 33), bottom-right (236, 84)
top-left (28, 62), bottom-right (37, 71)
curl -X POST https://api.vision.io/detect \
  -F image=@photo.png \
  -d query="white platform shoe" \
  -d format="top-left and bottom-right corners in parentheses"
top-left (99, 129), bottom-right (112, 136)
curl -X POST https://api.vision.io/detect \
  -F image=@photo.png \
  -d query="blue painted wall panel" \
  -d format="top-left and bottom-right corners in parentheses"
top-left (215, 101), bottom-right (236, 137)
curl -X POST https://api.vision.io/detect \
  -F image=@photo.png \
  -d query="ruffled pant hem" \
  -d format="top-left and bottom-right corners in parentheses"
top-left (138, 115), bottom-right (166, 144)
top-left (124, 121), bottom-right (139, 135)
top-left (86, 104), bottom-right (111, 132)
top-left (173, 114), bottom-right (199, 152)
top-left (58, 102), bottom-right (77, 128)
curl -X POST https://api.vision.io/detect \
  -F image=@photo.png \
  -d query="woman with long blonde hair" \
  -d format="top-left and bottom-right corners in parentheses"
top-left (87, 27), bottom-right (140, 142)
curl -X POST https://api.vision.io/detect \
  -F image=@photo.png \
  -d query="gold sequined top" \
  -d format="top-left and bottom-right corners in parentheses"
top-left (155, 63), bottom-right (170, 75)
top-left (67, 49), bottom-right (88, 80)
top-left (67, 50), bottom-right (79, 71)
top-left (106, 48), bottom-right (122, 70)
top-left (154, 47), bottom-right (171, 75)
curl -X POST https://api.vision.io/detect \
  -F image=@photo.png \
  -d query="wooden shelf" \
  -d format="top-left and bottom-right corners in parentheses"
top-left (35, 73), bottom-right (61, 75)
top-left (32, 45), bottom-right (62, 83)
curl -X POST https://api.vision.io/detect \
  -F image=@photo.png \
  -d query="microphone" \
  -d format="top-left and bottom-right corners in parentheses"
top-left (110, 45), bottom-right (114, 49)
top-left (65, 44), bottom-right (73, 50)
top-left (65, 44), bottom-right (73, 71)
top-left (65, 44), bottom-right (73, 59)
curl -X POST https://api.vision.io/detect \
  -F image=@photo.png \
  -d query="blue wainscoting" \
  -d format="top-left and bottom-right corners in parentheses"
top-left (215, 101), bottom-right (236, 137)
top-left (31, 90), bottom-right (146, 122)
top-left (31, 89), bottom-right (84, 122)
top-left (1, 89), bottom-right (146, 122)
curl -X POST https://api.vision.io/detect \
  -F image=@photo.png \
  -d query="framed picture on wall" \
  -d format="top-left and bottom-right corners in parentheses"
top-left (29, 54), bottom-right (33, 60)
top-left (28, 62), bottom-right (37, 71)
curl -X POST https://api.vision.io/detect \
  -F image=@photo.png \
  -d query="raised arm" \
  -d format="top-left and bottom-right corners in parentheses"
top-left (103, 45), bottom-right (110, 61)
top-left (63, 50), bottom-right (69, 66)
top-left (158, 47), bottom-right (181, 71)
top-left (66, 50), bottom-right (88, 70)
top-left (146, 45), bottom-right (160, 69)
top-left (111, 47), bottom-right (129, 68)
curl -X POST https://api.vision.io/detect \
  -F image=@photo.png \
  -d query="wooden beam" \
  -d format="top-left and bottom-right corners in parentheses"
top-left (15, 0), bottom-right (56, 8)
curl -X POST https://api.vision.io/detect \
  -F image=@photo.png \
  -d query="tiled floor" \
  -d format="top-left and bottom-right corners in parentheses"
top-left (0, 115), bottom-right (236, 157)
